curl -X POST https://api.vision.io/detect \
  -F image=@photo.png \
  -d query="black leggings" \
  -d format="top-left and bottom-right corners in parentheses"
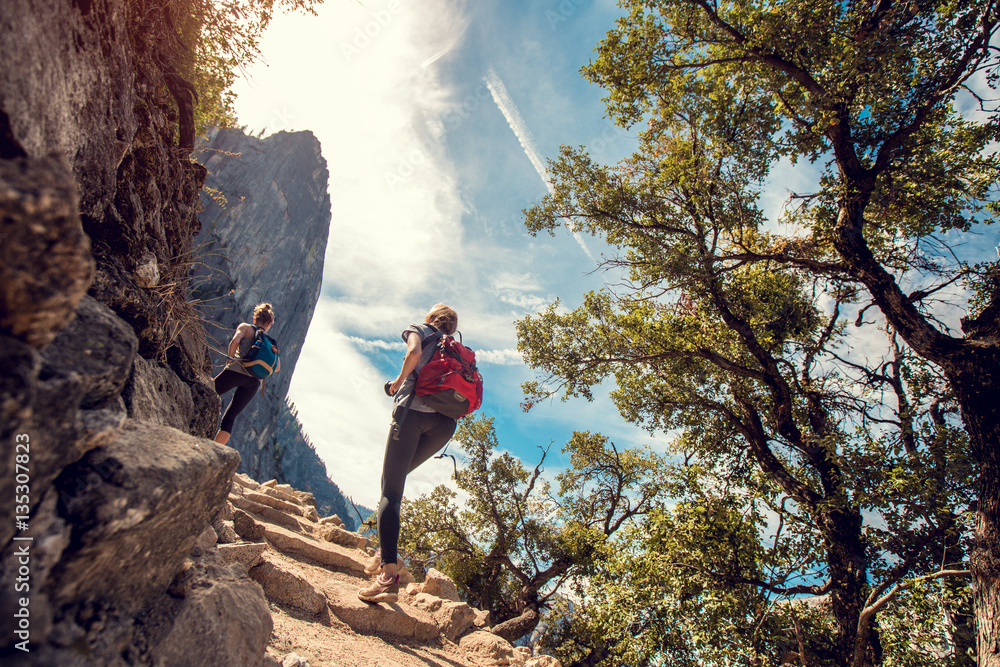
top-left (378, 407), bottom-right (457, 566)
top-left (214, 368), bottom-right (260, 434)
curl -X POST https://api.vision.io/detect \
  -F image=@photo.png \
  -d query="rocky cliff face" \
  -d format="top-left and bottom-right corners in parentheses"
top-left (0, 1), bottom-right (562, 664)
top-left (1, 0), bottom-right (220, 436)
top-left (0, 1), bottom-right (268, 663)
top-left (192, 128), bottom-right (355, 529)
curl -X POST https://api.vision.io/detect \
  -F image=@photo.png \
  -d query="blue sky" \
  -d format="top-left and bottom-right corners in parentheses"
top-left (229, 0), bottom-right (655, 505)
top-left (227, 0), bottom-right (998, 510)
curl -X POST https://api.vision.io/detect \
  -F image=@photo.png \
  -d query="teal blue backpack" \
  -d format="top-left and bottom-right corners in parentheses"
top-left (241, 326), bottom-right (280, 379)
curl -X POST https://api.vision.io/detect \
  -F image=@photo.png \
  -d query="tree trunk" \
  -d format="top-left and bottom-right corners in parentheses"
top-left (832, 194), bottom-right (1000, 665)
top-left (163, 71), bottom-right (196, 154)
top-left (822, 506), bottom-right (880, 667)
top-left (948, 361), bottom-right (1000, 666)
top-left (491, 606), bottom-right (540, 643)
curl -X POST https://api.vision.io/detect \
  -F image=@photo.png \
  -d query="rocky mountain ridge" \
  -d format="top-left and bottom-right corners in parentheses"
top-left (192, 127), bottom-right (355, 529)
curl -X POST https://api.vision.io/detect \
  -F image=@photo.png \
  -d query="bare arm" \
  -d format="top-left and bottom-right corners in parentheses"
top-left (228, 323), bottom-right (255, 359)
top-left (389, 331), bottom-right (423, 395)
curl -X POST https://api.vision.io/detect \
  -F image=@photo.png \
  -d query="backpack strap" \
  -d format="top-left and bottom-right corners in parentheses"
top-left (390, 328), bottom-right (445, 440)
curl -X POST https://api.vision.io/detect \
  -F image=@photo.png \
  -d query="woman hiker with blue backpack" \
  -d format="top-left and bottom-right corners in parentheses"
top-left (213, 302), bottom-right (281, 445)
top-left (359, 303), bottom-right (483, 603)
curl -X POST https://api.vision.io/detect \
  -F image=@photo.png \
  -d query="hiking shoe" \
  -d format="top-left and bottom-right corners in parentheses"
top-left (358, 574), bottom-right (399, 603)
top-left (364, 550), bottom-right (381, 576)
top-left (364, 550), bottom-right (409, 578)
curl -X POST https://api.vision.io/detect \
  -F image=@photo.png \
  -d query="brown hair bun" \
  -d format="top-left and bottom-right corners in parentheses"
top-left (253, 303), bottom-right (274, 327)
top-left (425, 303), bottom-right (458, 335)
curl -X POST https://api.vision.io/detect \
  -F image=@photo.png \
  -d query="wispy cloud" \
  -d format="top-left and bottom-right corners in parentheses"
top-left (344, 336), bottom-right (405, 353)
top-left (421, 47), bottom-right (452, 69)
top-left (476, 348), bottom-right (522, 365)
top-left (344, 333), bottom-right (521, 366)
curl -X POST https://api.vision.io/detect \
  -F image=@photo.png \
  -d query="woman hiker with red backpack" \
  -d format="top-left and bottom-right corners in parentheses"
top-left (213, 302), bottom-right (281, 445)
top-left (358, 303), bottom-right (476, 603)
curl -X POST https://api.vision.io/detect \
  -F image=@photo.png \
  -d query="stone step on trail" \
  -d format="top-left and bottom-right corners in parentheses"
top-left (259, 518), bottom-right (368, 574)
top-left (220, 472), bottom-right (564, 664)
top-left (316, 522), bottom-right (369, 550)
top-left (240, 475), bottom-right (309, 507)
top-left (322, 579), bottom-right (441, 643)
top-left (249, 552), bottom-right (327, 615)
top-left (231, 493), bottom-right (317, 535)
top-left (218, 541), bottom-right (267, 569)
top-left (244, 488), bottom-right (308, 517)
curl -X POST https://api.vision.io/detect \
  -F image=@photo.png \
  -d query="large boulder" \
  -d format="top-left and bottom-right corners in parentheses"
top-left (48, 420), bottom-right (240, 612)
top-left (40, 295), bottom-right (138, 409)
top-left (434, 601), bottom-right (478, 642)
top-left (123, 356), bottom-right (195, 431)
top-left (0, 293), bottom-right (139, 549)
top-left (421, 568), bottom-right (461, 602)
top-left (458, 631), bottom-right (524, 666)
top-left (141, 560), bottom-right (273, 666)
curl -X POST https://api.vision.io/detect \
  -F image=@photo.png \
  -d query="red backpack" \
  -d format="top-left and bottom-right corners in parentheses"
top-left (415, 333), bottom-right (483, 419)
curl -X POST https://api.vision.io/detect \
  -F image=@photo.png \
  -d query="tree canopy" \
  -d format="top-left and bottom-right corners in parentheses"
top-left (516, 1), bottom-right (996, 662)
top-left (397, 416), bottom-right (669, 642)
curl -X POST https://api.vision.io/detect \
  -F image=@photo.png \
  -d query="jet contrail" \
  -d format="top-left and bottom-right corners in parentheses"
top-left (483, 67), bottom-right (594, 261)
top-left (484, 67), bottom-right (552, 192)
top-left (421, 48), bottom-right (450, 69)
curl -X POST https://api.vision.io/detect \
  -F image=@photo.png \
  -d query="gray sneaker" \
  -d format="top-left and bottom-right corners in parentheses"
top-left (358, 574), bottom-right (399, 603)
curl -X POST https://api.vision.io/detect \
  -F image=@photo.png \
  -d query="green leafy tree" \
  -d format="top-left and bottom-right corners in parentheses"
top-left (517, 79), bottom-right (974, 663)
top-left (541, 495), bottom-right (797, 667)
top-left (577, 1), bottom-right (1000, 660)
top-left (539, 452), bottom-right (974, 667)
top-left (398, 416), bottom-right (668, 642)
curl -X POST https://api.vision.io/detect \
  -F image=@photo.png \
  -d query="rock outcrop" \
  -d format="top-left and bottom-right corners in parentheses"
top-left (193, 128), bottom-right (355, 528)
top-left (0, 294), bottom-right (263, 664)
top-left (1, 0), bottom-right (221, 438)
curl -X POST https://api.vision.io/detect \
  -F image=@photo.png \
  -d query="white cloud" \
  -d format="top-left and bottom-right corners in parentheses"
top-left (486, 270), bottom-right (555, 313)
top-left (233, 1), bottom-right (470, 307)
top-left (475, 348), bottom-right (522, 365)
top-left (344, 336), bottom-right (406, 353)
top-left (492, 270), bottom-right (542, 292)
